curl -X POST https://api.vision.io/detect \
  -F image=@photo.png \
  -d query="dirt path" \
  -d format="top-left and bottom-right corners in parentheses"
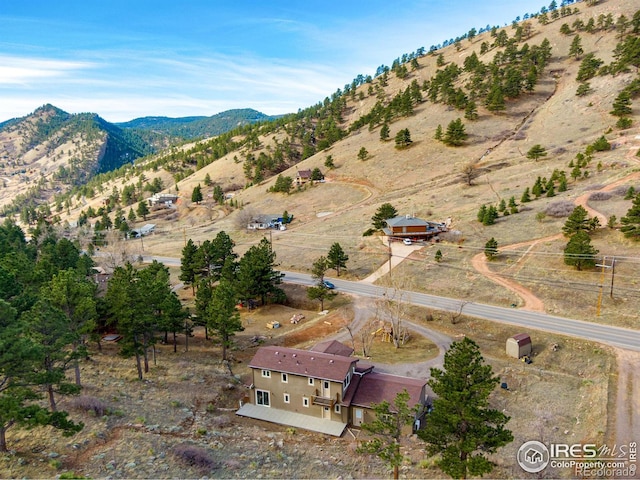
top-left (611, 348), bottom-right (640, 451)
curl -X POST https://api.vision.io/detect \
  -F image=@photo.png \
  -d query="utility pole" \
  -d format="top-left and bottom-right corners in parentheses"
top-left (595, 256), bottom-right (611, 316)
top-left (609, 257), bottom-right (616, 298)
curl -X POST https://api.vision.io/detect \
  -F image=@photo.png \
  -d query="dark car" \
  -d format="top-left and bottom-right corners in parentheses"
top-left (323, 280), bottom-right (336, 289)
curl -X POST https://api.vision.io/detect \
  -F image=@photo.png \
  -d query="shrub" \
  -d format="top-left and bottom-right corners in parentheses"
top-left (588, 191), bottom-right (611, 201)
top-left (70, 396), bottom-right (109, 417)
top-left (173, 443), bottom-right (217, 472)
top-left (545, 201), bottom-right (575, 218)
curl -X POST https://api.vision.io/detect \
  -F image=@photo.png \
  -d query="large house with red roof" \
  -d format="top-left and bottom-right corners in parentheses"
top-left (236, 341), bottom-right (429, 436)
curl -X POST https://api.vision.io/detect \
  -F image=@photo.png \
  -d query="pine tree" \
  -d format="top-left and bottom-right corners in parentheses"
top-left (434, 124), bottom-right (443, 141)
top-left (136, 201), bottom-right (149, 221)
top-left (521, 188), bottom-right (531, 203)
top-left (563, 205), bottom-right (594, 236)
top-left (327, 243), bottom-right (349, 277)
top-left (206, 277), bottom-right (243, 361)
top-left (372, 203), bottom-right (398, 230)
top-left (191, 184), bottom-right (203, 204)
top-left (394, 128), bottom-right (413, 148)
top-left (357, 390), bottom-right (417, 480)
top-left (527, 144), bottom-right (548, 161)
top-left (418, 337), bottom-right (513, 479)
top-left (443, 119), bottom-right (467, 146)
top-left (380, 122), bottom-right (390, 141)
top-left (180, 239), bottom-right (199, 294)
top-left (569, 35), bottom-right (584, 59)
top-left (564, 231), bottom-right (598, 270)
top-left (620, 193), bottom-right (640, 240)
top-left (484, 237), bottom-right (498, 259)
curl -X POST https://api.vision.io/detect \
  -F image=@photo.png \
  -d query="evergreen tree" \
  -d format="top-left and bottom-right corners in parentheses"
top-left (418, 337), bottom-right (513, 479)
top-left (136, 201), bottom-right (149, 221)
top-left (434, 249), bottom-right (443, 262)
top-left (22, 300), bottom-right (82, 411)
top-left (484, 237), bottom-right (498, 259)
top-left (564, 231), bottom-right (598, 270)
top-left (434, 124), bottom-right (443, 141)
top-left (394, 128), bottom-right (413, 148)
top-left (41, 269), bottom-right (97, 387)
top-left (0, 300), bottom-right (83, 452)
top-left (464, 100), bottom-right (478, 120)
top-left (610, 91), bottom-right (632, 117)
top-left (372, 203), bottom-right (398, 230)
top-left (380, 122), bottom-right (390, 141)
top-left (526, 144), bottom-right (548, 161)
top-left (569, 34), bottom-right (584, 59)
top-left (521, 187), bottom-right (531, 203)
top-left (307, 256), bottom-right (337, 311)
top-left (358, 147), bottom-right (369, 161)
top-left (358, 390), bottom-right (417, 480)
top-left (443, 119), bottom-right (467, 146)
top-left (620, 193), bottom-right (640, 240)
top-left (482, 206), bottom-right (499, 225)
top-left (477, 205), bottom-right (488, 222)
top-left (236, 238), bottom-right (284, 306)
top-left (180, 239), bottom-right (199, 294)
top-left (191, 184), bottom-right (203, 204)
top-left (324, 155), bottom-right (335, 169)
top-left (205, 277), bottom-right (243, 361)
top-left (485, 82), bottom-right (506, 113)
top-left (563, 205), bottom-right (597, 236)
top-left (327, 242), bottom-right (349, 277)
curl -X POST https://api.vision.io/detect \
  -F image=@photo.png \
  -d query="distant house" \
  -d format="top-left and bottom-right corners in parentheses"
top-left (383, 215), bottom-right (447, 241)
top-left (247, 214), bottom-right (293, 230)
top-left (148, 193), bottom-right (179, 207)
top-left (294, 169), bottom-right (312, 186)
top-left (129, 223), bottom-right (156, 238)
top-left (236, 343), bottom-right (429, 436)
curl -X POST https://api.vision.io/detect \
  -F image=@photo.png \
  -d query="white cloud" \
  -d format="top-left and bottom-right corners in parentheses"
top-left (0, 55), bottom-right (94, 85)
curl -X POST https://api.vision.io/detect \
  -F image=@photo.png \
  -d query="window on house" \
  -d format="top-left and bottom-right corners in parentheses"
top-left (256, 390), bottom-right (270, 407)
top-left (308, 377), bottom-right (314, 386)
top-left (323, 380), bottom-right (329, 390)
top-left (281, 373), bottom-right (288, 383)
top-left (334, 404), bottom-right (341, 413)
top-left (303, 397), bottom-right (309, 407)
top-left (261, 370), bottom-right (271, 378)
top-left (284, 393), bottom-right (290, 404)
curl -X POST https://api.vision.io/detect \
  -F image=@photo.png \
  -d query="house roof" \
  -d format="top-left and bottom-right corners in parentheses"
top-left (249, 346), bottom-right (357, 382)
top-left (509, 333), bottom-right (532, 346)
top-left (309, 340), bottom-right (354, 357)
top-left (296, 169), bottom-right (312, 178)
top-left (350, 372), bottom-right (427, 409)
top-left (385, 215), bottom-right (430, 228)
top-left (250, 214), bottom-right (282, 224)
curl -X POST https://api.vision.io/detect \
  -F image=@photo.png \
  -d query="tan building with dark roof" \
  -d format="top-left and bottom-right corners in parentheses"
top-left (236, 343), bottom-right (429, 436)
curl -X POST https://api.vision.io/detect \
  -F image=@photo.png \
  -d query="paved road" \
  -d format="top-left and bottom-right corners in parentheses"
top-left (282, 271), bottom-right (640, 353)
top-left (142, 256), bottom-right (640, 353)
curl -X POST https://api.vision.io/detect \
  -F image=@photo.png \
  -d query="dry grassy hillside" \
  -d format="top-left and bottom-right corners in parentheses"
top-left (46, 0), bottom-right (640, 327)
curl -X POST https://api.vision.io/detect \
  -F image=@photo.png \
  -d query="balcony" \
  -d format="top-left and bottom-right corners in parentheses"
top-left (311, 390), bottom-right (339, 407)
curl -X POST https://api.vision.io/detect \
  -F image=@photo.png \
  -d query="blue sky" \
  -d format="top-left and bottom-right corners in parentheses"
top-left (1, 0), bottom-right (546, 123)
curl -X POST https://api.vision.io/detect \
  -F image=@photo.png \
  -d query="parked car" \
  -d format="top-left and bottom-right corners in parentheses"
top-left (403, 238), bottom-right (413, 245)
top-left (323, 280), bottom-right (336, 289)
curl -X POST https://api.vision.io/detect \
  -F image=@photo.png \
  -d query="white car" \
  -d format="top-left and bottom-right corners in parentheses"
top-left (403, 238), bottom-right (412, 245)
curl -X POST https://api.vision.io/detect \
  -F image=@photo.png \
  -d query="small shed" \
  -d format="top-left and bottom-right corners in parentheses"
top-left (506, 333), bottom-right (532, 359)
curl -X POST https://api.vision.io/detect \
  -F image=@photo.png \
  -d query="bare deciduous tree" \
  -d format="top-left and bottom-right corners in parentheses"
top-left (375, 281), bottom-right (412, 348)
